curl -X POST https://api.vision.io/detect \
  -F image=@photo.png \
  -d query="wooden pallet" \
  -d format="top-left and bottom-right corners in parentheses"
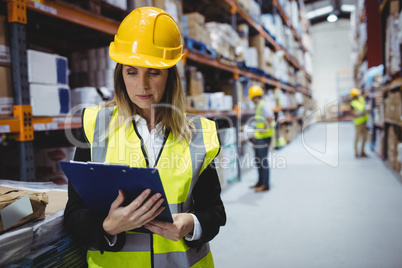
top-left (184, 37), bottom-right (217, 59)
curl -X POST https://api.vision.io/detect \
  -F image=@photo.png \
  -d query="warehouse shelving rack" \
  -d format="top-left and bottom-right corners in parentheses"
top-left (1, 0), bottom-right (313, 181)
top-left (353, 0), bottom-right (402, 174)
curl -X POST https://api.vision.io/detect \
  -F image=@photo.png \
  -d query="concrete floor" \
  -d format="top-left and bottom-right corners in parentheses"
top-left (210, 122), bottom-right (402, 268)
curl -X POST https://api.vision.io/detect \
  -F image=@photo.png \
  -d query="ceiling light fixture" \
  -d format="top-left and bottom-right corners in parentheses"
top-left (341, 4), bottom-right (356, 12)
top-left (306, 5), bottom-right (334, 19)
top-left (327, 13), bottom-right (338, 22)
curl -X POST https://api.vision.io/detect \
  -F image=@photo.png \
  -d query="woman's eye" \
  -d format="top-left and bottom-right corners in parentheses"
top-left (149, 72), bottom-right (159, 76)
top-left (127, 72), bottom-right (137, 75)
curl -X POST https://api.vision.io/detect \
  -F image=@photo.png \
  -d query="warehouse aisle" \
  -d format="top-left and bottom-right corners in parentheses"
top-left (211, 122), bottom-right (402, 268)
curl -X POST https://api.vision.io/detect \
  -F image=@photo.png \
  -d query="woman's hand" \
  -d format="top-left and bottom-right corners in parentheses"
top-left (144, 213), bottom-right (194, 241)
top-left (102, 189), bottom-right (165, 236)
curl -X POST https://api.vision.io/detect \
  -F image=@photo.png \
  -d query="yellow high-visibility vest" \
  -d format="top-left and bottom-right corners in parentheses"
top-left (254, 100), bottom-right (274, 139)
top-left (82, 106), bottom-right (220, 268)
top-left (350, 96), bottom-right (369, 125)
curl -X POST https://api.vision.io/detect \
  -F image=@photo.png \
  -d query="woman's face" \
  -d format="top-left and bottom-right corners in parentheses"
top-left (122, 65), bottom-right (169, 111)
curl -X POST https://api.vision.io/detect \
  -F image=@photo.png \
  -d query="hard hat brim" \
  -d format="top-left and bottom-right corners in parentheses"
top-left (109, 44), bottom-right (184, 69)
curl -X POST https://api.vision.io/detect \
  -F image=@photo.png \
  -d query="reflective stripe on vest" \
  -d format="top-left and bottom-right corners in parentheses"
top-left (82, 106), bottom-right (219, 268)
top-left (350, 96), bottom-right (368, 125)
top-left (254, 100), bottom-right (274, 139)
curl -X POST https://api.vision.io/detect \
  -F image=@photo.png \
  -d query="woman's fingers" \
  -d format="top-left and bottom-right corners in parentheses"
top-left (126, 189), bottom-right (152, 211)
top-left (110, 189), bottom-right (125, 211)
top-left (138, 198), bottom-right (165, 223)
top-left (127, 190), bottom-right (164, 217)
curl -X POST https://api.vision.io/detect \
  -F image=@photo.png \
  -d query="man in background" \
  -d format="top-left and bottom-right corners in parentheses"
top-left (249, 85), bottom-right (275, 192)
top-left (350, 88), bottom-right (369, 158)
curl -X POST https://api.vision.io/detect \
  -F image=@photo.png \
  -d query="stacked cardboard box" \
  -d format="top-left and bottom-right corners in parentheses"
top-left (27, 50), bottom-right (70, 116)
top-left (70, 47), bottom-right (115, 90)
top-left (187, 92), bottom-right (233, 112)
top-left (384, 91), bottom-right (402, 123)
top-left (187, 68), bottom-right (204, 97)
top-left (182, 12), bottom-right (211, 45)
top-left (0, 15), bottom-right (13, 117)
top-left (249, 35), bottom-right (265, 70)
top-left (387, 126), bottom-right (401, 172)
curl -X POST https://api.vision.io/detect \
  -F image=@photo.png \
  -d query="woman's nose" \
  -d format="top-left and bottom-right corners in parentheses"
top-left (139, 74), bottom-right (149, 89)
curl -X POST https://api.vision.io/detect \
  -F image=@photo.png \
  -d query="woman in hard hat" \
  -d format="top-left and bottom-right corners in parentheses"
top-left (64, 7), bottom-right (226, 267)
top-left (350, 88), bottom-right (369, 157)
top-left (248, 85), bottom-right (275, 192)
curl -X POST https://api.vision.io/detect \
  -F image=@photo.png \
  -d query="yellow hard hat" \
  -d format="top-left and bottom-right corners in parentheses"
top-left (248, 85), bottom-right (264, 99)
top-left (109, 7), bottom-right (184, 69)
top-left (350, 88), bottom-right (361, 97)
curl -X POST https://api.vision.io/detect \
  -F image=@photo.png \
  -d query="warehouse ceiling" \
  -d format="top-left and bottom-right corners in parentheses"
top-left (303, 0), bottom-right (358, 25)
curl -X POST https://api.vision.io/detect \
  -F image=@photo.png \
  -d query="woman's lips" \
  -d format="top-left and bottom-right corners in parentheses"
top-left (137, 94), bottom-right (152, 100)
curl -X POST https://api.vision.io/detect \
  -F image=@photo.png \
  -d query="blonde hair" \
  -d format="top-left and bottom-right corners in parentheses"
top-left (105, 63), bottom-right (194, 143)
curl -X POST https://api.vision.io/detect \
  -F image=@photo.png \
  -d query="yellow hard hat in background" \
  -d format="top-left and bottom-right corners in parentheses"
top-left (350, 88), bottom-right (361, 97)
top-left (109, 7), bottom-right (184, 69)
top-left (248, 85), bottom-right (264, 99)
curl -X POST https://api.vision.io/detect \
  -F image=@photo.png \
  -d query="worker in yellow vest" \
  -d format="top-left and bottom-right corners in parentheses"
top-left (350, 88), bottom-right (369, 157)
top-left (64, 7), bottom-right (226, 267)
top-left (249, 85), bottom-right (275, 192)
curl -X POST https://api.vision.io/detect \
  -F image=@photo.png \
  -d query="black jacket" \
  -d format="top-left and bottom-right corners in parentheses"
top-left (63, 125), bottom-right (226, 252)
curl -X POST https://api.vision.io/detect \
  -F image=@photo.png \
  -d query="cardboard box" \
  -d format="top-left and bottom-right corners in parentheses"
top-left (0, 15), bottom-right (10, 64)
top-left (188, 70), bottom-right (204, 96)
top-left (30, 84), bottom-right (70, 116)
top-left (387, 126), bottom-right (400, 172)
top-left (183, 12), bottom-right (205, 25)
top-left (0, 187), bottom-right (48, 233)
top-left (187, 94), bottom-right (209, 111)
top-left (0, 65), bottom-right (13, 116)
top-left (245, 47), bottom-right (258, 68)
top-left (27, 50), bottom-right (68, 85)
top-left (249, 35), bottom-right (265, 69)
top-left (390, 0), bottom-right (399, 13)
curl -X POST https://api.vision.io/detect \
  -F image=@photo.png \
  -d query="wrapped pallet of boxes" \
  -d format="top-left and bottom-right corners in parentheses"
top-left (206, 22), bottom-right (239, 62)
top-left (0, 15), bottom-right (13, 116)
top-left (0, 187), bottom-right (48, 233)
top-left (385, 2), bottom-right (400, 75)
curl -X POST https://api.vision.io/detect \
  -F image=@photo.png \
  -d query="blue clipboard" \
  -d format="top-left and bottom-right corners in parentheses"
top-left (59, 161), bottom-right (173, 227)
